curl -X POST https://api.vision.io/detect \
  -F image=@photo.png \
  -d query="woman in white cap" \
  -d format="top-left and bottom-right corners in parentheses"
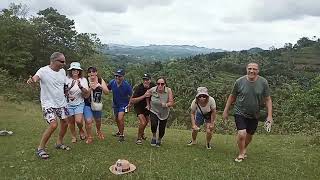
top-left (66, 62), bottom-right (89, 143)
top-left (188, 87), bottom-right (216, 149)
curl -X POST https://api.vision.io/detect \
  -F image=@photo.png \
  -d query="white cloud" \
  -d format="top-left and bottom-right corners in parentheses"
top-left (1, 0), bottom-right (320, 50)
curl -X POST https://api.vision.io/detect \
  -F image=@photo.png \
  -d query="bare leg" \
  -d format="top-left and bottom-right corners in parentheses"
top-left (206, 123), bottom-right (214, 144)
top-left (244, 133), bottom-right (253, 155)
top-left (68, 116), bottom-right (76, 142)
top-left (137, 114), bottom-right (148, 139)
top-left (191, 130), bottom-right (198, 143)
top-left (117, 112), bottom-right (125, 135)
top-left (85, 118), bottom-right (94, 143)
top-left (38, 120), bottom-right (58, 149)
top-left (57, 119), bottom-right (68, 145)
top-left (74, 114), bottom-right (85, 136)
top-left (236, 130), bottom-right (247, 158)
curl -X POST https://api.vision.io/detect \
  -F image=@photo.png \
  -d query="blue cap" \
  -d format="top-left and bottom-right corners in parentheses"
top-left (114, 69), bottom-right (125, 76)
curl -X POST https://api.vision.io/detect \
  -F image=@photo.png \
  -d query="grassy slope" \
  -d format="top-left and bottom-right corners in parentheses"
top-left (0, 100), bottom-right (319, 180)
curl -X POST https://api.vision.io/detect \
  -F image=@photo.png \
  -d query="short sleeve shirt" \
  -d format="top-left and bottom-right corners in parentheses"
top-left (132, 82), bottom-right (156, 110)
top-left (35, 65), bottom-right (67, 108)
top-left (190, 96), bottom-right (216, 114)
top-left (108, 79), bottom-right (133, 108)
top-left (66, 77), bottom-right (89, 106)
top-left (231, 75), bottom-right (270, 118)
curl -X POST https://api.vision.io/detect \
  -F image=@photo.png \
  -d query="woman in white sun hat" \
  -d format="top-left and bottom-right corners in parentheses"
top-left (188, 87), bottom-right (217, 149)
top-left (66, 62), bottom-right (89, 143)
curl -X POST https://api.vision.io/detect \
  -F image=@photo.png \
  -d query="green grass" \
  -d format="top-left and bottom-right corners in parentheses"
top-left (1, 100), bottom-right (319, 180)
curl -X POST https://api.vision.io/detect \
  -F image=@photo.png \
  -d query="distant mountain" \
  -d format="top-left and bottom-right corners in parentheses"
top-left (101, 44), bottom-right (225, 61)
top-left (246, 47), bottom-right (265, 54)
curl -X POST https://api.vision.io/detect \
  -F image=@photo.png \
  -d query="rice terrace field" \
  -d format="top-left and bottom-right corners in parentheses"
top-left (0, 100), bottom-right (319, 180)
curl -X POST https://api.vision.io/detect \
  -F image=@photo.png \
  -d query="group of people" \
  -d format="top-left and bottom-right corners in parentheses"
top-left (27, 52), bottom-right (273, 163)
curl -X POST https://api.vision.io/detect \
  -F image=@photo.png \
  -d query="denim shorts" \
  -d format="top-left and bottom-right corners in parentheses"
top-left (195, 112), bottom-right (211, 127)
top-left (83, 105), bottom-right (102, 121)
top-left (67, 102), bottom-right (85, 116)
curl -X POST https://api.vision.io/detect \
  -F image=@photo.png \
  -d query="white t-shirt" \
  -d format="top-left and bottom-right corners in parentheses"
top-left (35, 66), bottom-right (67, 108)
top-left (66, 77), bottom-right (89, 106)
top-left (190, 96), bottom-right (216, 114)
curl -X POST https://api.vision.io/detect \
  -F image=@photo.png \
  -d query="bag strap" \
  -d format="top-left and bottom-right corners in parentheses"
top-left (196, 102), bottom-right (207, 120)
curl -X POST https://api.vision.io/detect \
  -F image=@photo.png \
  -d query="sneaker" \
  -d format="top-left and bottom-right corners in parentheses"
top-left (156, 141), bottom-right (161, 148)
top-left (206, 143), bottom-right (212, 150)
top-left (136, 139), bottom-right (142, 145)
top-left (187, 140), bottom-right (196, 146)
top-left (150, 138), bottom-right (156, 146)
top-left (118, 135), bottom-right (125, 142)
top-left (113, 132), bottom-right (121, 137)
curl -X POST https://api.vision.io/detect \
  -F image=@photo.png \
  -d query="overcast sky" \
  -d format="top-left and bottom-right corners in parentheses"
top-left (1, 0), bottom-right (320, 50)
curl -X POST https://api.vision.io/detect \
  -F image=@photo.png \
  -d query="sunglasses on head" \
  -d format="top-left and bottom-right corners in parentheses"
top-left (198, 94), bottom-right (208, 98)
top-left (157, 82), bottom-right (165, 86)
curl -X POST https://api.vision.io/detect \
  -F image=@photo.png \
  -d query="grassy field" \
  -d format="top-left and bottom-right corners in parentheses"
top-left (0, 100), bottom-right (319, 180)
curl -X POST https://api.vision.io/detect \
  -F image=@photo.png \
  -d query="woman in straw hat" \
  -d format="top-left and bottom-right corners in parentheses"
top-left (188, 87), bottom-right (217, 149)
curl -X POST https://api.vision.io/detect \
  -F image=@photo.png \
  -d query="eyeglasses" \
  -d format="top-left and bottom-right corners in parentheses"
top-left (56, 60), bottom-right (65, 63)
top-left (198, 95), bottom-right (208, 98)
top-left (157, 83), bottom-right (165, 86)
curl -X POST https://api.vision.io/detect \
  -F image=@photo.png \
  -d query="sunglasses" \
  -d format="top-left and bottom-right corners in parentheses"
top-left (88, 70), bottom-right (97, 73)
top-left (198, 95), bottom-right (208, 98)
top-left (157, 83), bottom-right (165, 86)
top-left (115, 75), bottom-right (123, 78)
top-left (56, 60), bottom-right (65, 63)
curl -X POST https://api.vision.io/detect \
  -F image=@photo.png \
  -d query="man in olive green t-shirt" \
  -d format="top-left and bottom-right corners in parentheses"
top-left (223, 62), bottom-right (273, 162)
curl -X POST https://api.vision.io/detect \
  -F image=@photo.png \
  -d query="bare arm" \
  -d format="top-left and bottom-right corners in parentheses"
top-left (130, 91), bottom-right (150, 104)
top-left (265, 96), bottom-right (273, 123)
top-left (101, 79), bottom-right (109, 95)
top-left (27, 75), bottom-right (40, 84)
top-left (190, 110), bottom-right (199, 130)
top-left (165, 88), bottom-right (174, 107)
top-left (223, 95), bottom-right (236, 121)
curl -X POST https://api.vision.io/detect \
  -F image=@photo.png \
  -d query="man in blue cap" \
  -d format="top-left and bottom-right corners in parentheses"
top-left (107, 69), bottom-right (133, 142)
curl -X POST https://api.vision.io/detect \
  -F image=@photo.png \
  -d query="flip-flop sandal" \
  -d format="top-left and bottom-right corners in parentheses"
top-left (36, 148), bottom-right (49, 159)
top-left (71, 137), bottom-right (77, 143)
top-left (234, 157), bottom-right (244, 162)
top-left (80, 134), bottom-right (86, 140)
top-left (55, 144), bottom-right (71, 150)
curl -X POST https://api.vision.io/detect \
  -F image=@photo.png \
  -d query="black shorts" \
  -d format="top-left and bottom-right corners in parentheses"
top-left (234, 114), bottom-right (258, 135)
top-left (134, 107), bottom-right (150, 117)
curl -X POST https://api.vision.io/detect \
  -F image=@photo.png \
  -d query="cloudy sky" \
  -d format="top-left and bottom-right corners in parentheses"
top-left (1, 0), bottom-right (320, 50)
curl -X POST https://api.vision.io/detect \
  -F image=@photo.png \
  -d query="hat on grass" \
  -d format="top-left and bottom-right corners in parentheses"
top-left (109, 159), bottom-right (136, 175)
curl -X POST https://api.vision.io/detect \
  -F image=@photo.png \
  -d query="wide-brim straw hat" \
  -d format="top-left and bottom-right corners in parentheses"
top-left (109, 159), bottom-right (136, 175)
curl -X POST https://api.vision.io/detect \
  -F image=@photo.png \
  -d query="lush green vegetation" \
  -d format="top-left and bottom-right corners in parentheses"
top-left (0, 4), bottom-right (319, 135)
top-left (1, 99), bottom-right (320, 179)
